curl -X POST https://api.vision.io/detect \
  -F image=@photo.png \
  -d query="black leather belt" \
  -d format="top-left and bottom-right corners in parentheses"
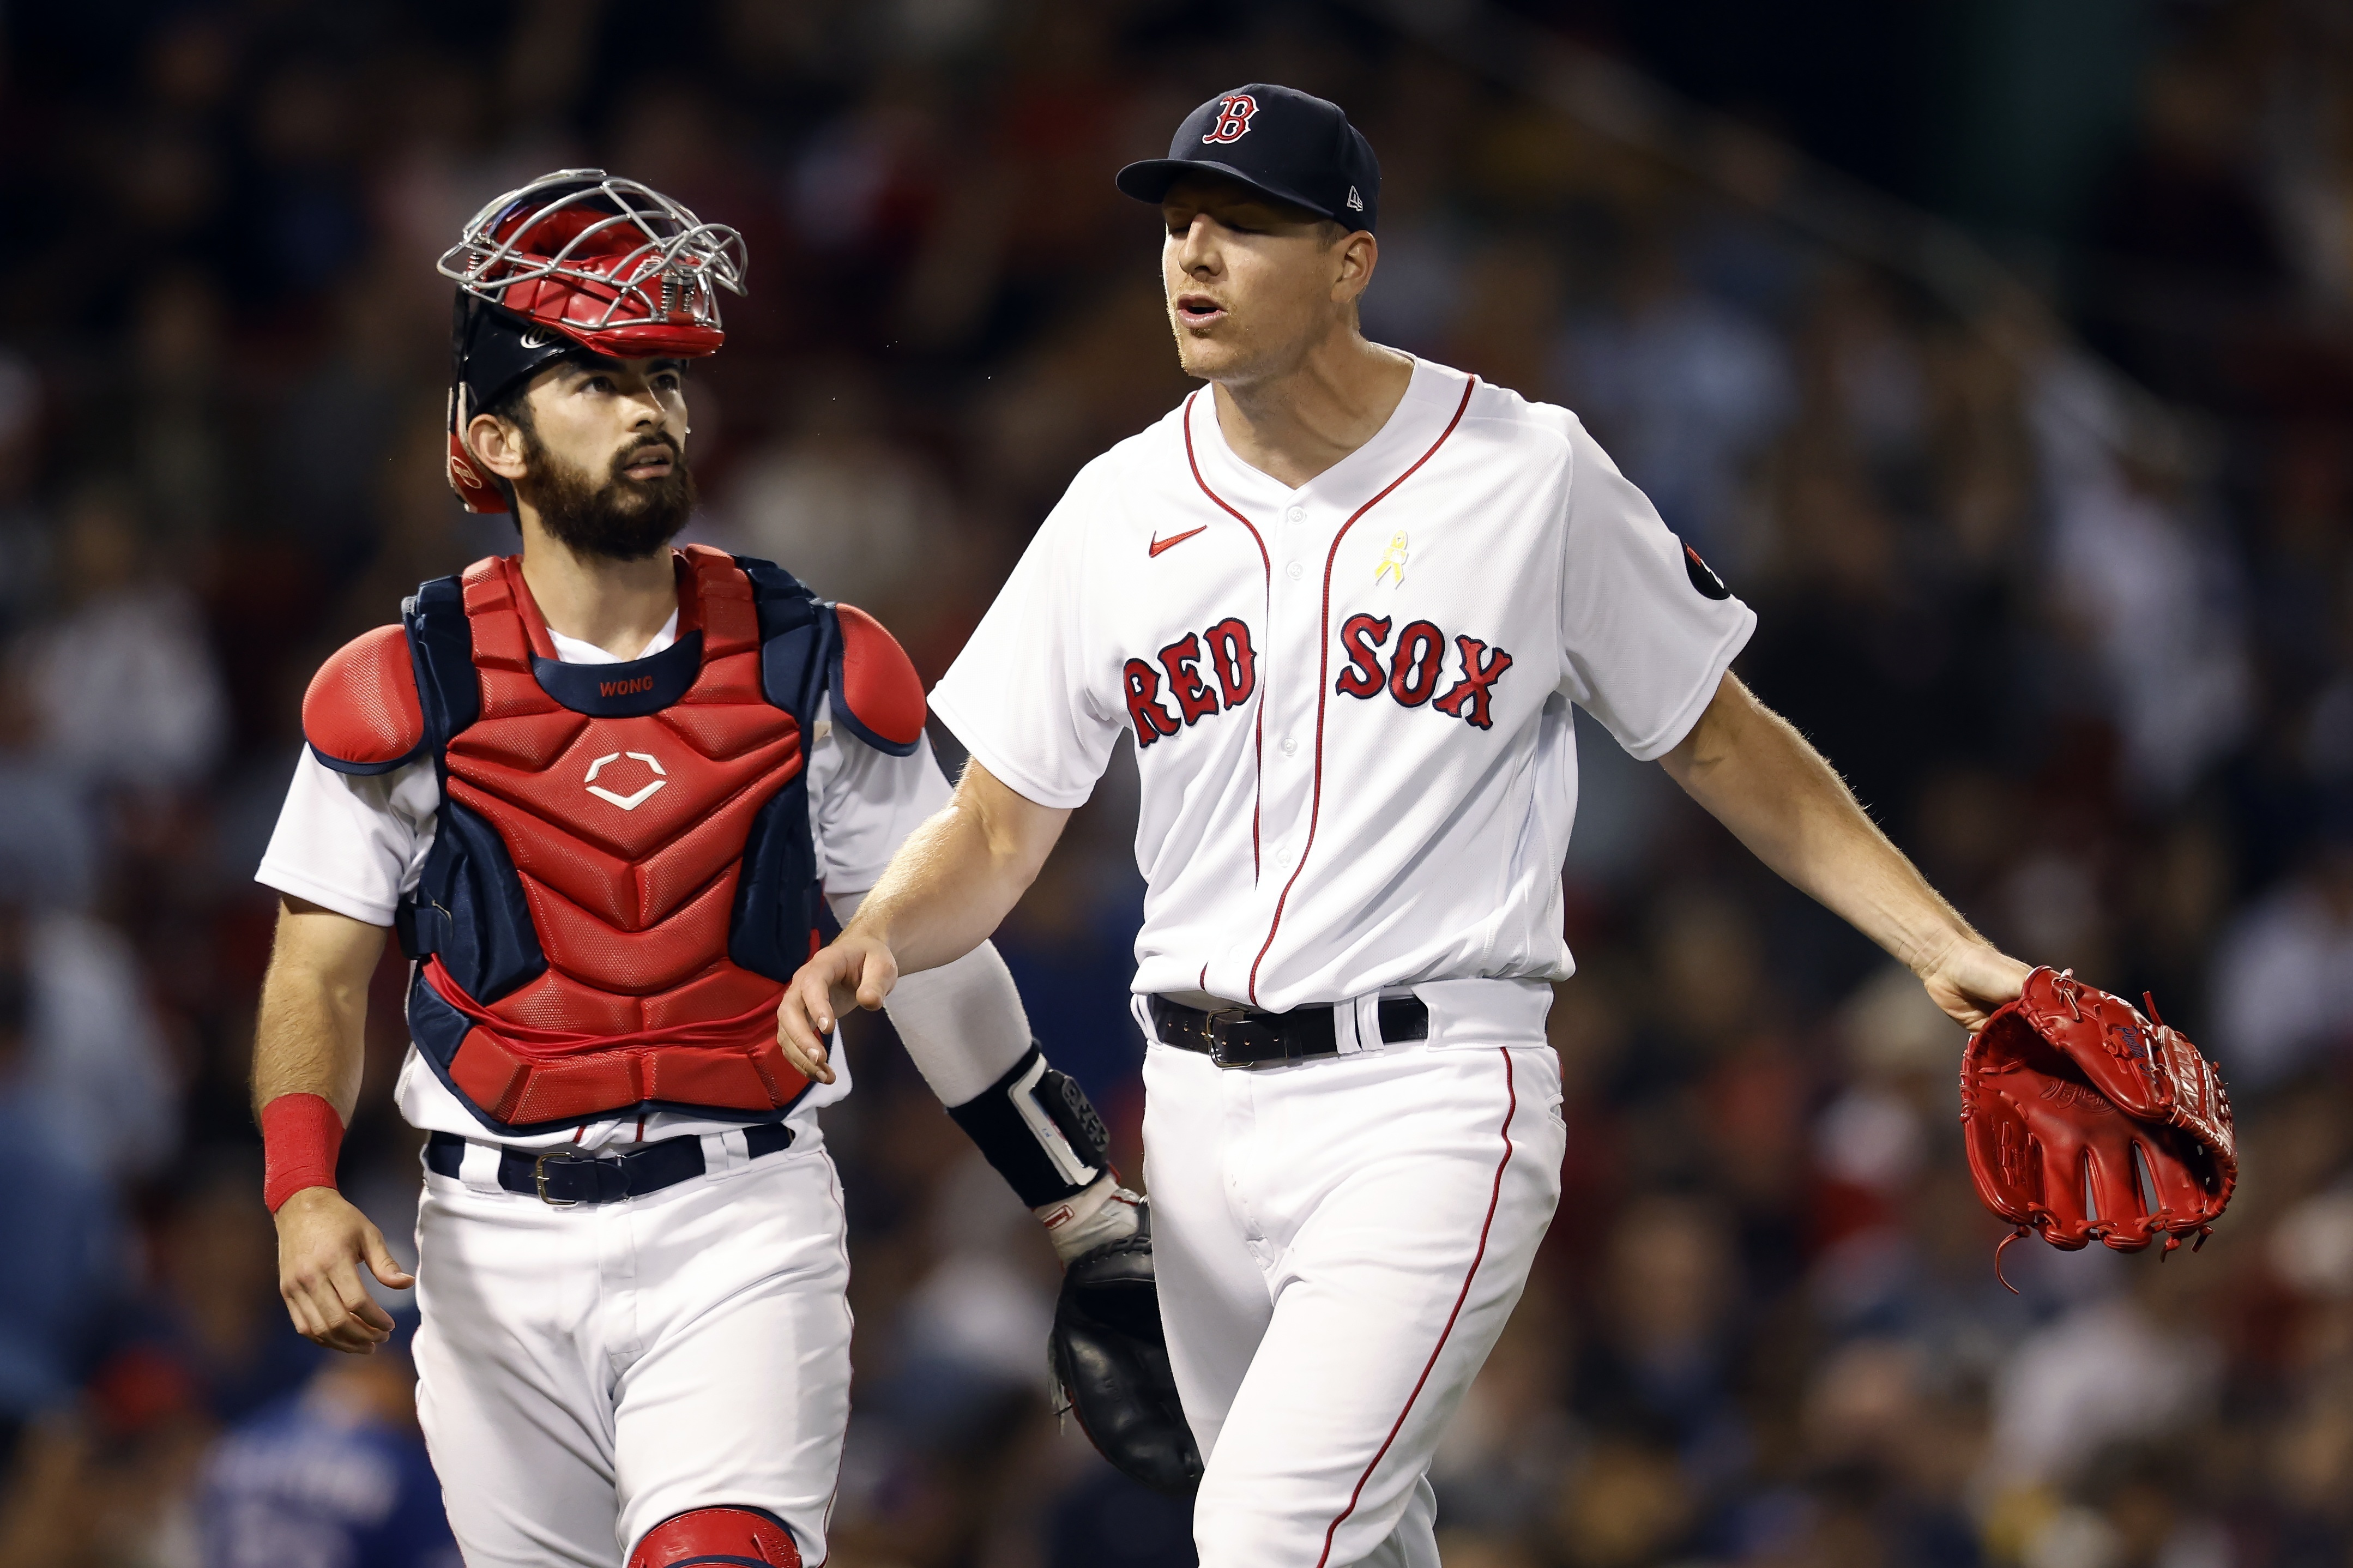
top-left (424, 1122), bottom-right (794, 1206)
top-left (1148, 994), bottom-right (1428, 1070)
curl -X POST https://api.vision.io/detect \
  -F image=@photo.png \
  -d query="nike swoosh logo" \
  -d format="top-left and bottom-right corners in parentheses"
top-left (1149, 526), bottom-right (1208, 557)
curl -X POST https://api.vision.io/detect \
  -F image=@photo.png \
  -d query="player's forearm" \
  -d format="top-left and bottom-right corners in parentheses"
top-left (877, 942), bottom-right (1035, 1102)
top-left (254, 967), bottom-right (368, 1119)
top-left (845, 761), bottom-right (1070, 976)
top-left (824, 883), bottom-right (1034, 1100)
top-left (251, 898), bottom-right (384, 1121)
top-left (1662, 675), bottom-right (1982, 975)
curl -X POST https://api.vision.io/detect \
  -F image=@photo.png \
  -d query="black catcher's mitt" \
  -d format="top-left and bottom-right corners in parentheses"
top-left (1048, 1202), bottom-right (1203, 1495)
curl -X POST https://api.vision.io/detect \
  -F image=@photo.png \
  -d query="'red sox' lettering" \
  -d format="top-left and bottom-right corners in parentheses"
top-left (1336, 613), bottom-right (1513, 729)
top-left (1125, 619), bottom-right (1259, 744)
top-left (1126, 613), bottom-right (1511, 745)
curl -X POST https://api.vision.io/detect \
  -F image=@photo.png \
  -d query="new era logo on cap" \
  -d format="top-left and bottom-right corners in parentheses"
top-left (1116, 82), bottom-right (1381, 233)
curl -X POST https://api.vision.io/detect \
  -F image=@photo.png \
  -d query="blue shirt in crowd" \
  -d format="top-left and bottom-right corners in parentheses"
top-left (197, 1390), bottom-right (458, 1568)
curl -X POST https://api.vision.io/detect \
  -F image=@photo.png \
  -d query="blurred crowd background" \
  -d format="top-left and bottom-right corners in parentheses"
top-left (0, 0), bottom-right (2350, 1564)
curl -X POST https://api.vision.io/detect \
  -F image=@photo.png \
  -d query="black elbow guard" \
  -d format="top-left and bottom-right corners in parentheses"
top-left (945, 1043), bottom-right (1111, 1209)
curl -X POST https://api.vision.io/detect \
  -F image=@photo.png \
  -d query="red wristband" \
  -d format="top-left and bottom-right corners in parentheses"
top-left (261, 1093), bottom-right (345, 1213)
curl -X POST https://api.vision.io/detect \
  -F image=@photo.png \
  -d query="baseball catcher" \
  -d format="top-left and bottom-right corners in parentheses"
top-left (251, 167), bottom-right (1154, 1566)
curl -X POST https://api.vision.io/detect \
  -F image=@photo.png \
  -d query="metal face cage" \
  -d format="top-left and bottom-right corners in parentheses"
top-left (435, 168), bottom-right (747, 336)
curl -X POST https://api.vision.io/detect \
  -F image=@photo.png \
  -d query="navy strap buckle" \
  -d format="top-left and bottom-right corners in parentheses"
top-left (534, 1151), bottom-right (587, 1207)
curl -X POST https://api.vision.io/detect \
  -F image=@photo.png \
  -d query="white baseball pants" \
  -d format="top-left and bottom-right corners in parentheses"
top-left (411, 1129), bottom-right (852, 1566)
top-left (1142, 1036), bottom-right (1565, 1567)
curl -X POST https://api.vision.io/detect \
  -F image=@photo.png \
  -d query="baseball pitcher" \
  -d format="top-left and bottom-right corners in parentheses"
top-left (778, 87), bottom-right (2042, 1566)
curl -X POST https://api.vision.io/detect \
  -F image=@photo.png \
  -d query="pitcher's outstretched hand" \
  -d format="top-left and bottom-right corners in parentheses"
top-left (777, 931), bottom-right (900, 1084)
top-left (1919, 938), bottom-right (2031, 1034)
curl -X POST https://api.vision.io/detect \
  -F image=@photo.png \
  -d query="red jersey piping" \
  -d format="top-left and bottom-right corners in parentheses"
top-left (1245, 376), bottom-right (1476, 1006)
top-left (1181, 391), bottom-right (1272, 889)
top-left (1315, 1046), bottom-right (1518, 1567)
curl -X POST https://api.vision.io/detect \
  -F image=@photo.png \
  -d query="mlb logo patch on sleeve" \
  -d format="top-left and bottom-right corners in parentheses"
top-left (1683, 544), bottom-right (1729, 601)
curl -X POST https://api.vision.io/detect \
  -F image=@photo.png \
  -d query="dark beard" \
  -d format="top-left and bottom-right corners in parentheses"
top-left (515, 432), bottom-right (696, 562)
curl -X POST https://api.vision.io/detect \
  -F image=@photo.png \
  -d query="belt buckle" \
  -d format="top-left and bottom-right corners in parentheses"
top-left (534, 1151), bottom-right (587, 1207)
top-left (1206, 1009), bottom-right (1283, 1070)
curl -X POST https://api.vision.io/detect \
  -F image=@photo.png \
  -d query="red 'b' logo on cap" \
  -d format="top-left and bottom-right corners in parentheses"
top-left (1202, 93), bottom-right (1258, 144)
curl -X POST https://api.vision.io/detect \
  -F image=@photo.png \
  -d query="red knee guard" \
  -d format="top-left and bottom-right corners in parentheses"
top-left (629, 1507), bottom-right (802, 1568)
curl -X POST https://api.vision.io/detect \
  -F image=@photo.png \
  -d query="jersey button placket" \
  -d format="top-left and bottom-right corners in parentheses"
top-left (1249, 492), bottom-right (1325, 1000)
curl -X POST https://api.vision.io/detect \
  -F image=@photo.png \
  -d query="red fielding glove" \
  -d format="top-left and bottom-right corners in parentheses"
top-left (261, 1093), bottom-right (345, 1213)
top-left (1959, 967), bottom-right (2234, 1288)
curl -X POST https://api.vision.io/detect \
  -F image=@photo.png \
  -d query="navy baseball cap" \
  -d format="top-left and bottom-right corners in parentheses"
top-left (1117, 84), bottom-right (1380, 233)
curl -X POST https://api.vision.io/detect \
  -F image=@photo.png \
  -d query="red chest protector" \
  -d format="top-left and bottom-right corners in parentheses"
top-left (303, 546), bottom-right (928, 1134)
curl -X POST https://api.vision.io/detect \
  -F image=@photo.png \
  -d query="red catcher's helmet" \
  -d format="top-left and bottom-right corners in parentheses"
top-left (437, 169), bottom-right (747, 513)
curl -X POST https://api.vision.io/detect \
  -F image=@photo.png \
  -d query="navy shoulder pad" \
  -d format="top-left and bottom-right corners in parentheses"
top-left (736, 556), bottom-right (826, 723)
top-left (402, 574), bottom-right (479, 747)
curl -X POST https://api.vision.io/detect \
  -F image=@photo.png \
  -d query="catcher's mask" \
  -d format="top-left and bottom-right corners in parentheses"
top-left (437, 168), bottom-right (746, 514)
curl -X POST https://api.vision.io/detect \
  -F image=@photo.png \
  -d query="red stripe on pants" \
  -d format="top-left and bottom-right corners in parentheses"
top-left (1313, 1048), bottom-right (1519, 1567)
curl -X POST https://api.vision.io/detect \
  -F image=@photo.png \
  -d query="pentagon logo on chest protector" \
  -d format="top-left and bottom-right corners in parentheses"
top-left (584, 750), bottom-right (667, 811)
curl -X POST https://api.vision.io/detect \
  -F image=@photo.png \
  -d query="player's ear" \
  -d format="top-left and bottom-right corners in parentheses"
top-left (466, 412), bottom-right (530, 482)
top-left (1332, 230), bottom-right (1378, 305)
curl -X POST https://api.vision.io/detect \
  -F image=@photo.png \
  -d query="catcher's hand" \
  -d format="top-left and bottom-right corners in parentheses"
top-left (1048, 1201), bottom-right (1203, 1495)
top-left (1959, 967), bottom-right (2235, 1283)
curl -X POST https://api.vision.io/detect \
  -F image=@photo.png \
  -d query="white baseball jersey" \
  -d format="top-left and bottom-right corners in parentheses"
top-left (260, 605), bottom-right (1013, 1566)
top-left (933, 354), bottom-right (1752, 1564)
top-left (256, 610), bottom-right (952, 1150)
top-left (931, 356), bottom-right (1754, 1015)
